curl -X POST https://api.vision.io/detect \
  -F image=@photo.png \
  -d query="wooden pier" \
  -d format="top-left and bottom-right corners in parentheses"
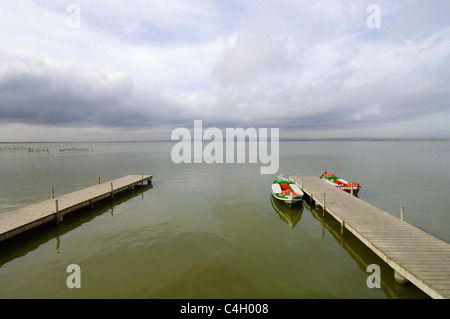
top-left (0, 174), bottom-right (152, 243)
top-left (290, 176), bottom-right (450, 299)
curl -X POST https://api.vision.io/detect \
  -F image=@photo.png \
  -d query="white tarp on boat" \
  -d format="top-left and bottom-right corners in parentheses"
top-left (271, 183), bottom-right (282, 194)
top-left (290, 184), bottom-right (303, 195)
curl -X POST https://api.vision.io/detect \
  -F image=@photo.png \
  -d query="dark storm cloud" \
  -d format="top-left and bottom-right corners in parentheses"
top-left (1, 0), bottom-right (450, 140)
top-left (0, 51), bottom-right (189, 129)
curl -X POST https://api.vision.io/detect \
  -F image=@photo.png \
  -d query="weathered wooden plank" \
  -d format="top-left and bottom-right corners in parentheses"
top-left (0, 174), bottom-right (152, 242)
top-left (290, 176), bottom-right (450, 299)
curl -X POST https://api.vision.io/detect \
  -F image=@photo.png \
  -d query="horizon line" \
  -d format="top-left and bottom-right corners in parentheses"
top-left (1, 137), bottom-right (450, 144)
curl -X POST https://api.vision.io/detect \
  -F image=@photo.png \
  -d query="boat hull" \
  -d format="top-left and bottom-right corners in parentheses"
top-left (271, 176), bottom-right (304, 208)
top-left (320, 171), bottom-right (361, 195)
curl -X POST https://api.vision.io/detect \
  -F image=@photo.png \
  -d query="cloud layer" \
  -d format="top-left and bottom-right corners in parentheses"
top-left (1, 0), bottom-right (449, 140)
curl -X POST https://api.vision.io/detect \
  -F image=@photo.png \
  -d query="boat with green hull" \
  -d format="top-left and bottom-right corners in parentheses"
top-left (319, 171), bottom-right (361, 195)
top-left (270, 175), bottom-right (304, 208)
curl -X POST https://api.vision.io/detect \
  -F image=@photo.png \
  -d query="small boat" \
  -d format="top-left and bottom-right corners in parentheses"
top-left (271, 175), bottom-right (304, 207)
top-left (319, 171), bottom-right (361, 195)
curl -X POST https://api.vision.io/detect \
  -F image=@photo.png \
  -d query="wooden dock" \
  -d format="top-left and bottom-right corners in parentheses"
top-left (0, 174), bottom-right (152, 243)
top-left (290, 176), bottom-right (450, 299)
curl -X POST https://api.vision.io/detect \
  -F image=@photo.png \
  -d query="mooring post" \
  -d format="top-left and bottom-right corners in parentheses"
top-left (401, 205), bottom-right (405, 221)
top-left (351, 186), bottom-right (354, 196)
top-left (111, 182), bottom-right (114, 199)
top-left (341, 220), bottom-right (345, 236)
top-left (394, 270), bottom-right (409, 285)
top-left (55, 199), bottom-right (62, 225)
top-left (98, 176), bottom-right (101, 184)
top-left (51, 188), bottom-right (54, 199)
top-left (141, 173), bottom-right (144, 185)
top-left (323, 193), bottom-right (326, 217)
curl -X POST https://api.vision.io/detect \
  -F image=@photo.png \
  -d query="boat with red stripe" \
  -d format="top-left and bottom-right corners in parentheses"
top-left (319, 171), bottom-right (361, 195)
top-left (271, 175), bottom-right (304, 208)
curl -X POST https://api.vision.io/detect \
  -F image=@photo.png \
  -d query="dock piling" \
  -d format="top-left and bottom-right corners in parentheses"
top-left (394, 270), bottom-right (409, 285)
top-left (55, 199), bottom-right (63, 224)
top-left (401, 205), bottom-right (405, 221)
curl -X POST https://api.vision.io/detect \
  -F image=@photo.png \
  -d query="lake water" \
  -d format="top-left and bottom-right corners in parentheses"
top-left (0, 141), bottom-right (449, 298)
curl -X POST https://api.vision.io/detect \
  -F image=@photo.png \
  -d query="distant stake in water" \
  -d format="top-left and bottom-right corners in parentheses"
top-left (401, 205), bottom-right (405, 221)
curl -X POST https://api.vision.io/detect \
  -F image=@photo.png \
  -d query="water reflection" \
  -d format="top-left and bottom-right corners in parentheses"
top-left (270, 195), bottom-right (303, 230)
top-left (302, 199), bottom-right (430, 299)
top-left (0, 183), bottom-right (153, 267)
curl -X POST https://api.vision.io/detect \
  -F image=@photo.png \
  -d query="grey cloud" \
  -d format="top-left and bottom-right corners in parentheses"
top-left (0, 51), bottom-right (189, 129)
top-left (1, 1), bottom-right (450, 141)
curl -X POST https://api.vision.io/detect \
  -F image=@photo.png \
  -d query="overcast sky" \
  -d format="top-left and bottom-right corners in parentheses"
top-left (0, 0), bottom-right (449, 141)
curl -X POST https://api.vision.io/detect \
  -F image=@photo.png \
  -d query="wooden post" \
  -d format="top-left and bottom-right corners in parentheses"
top-left (141, 173), bottom-right (144, 185)
top-left (55, 199), bottom-right (62, 225)
top-left (90, 199), bottom-right (94, 209)
top-left (98, 176), bottom-right (101, 184)
top-left (401, 205), bottom-right (405, 221)
top-left (341, 220), bottom-right (345, 236)
top-left (51, 188), bottom-right (54, 199)
top-left (323, 193), bottom-right (326, 217)
top-left (111, 182), bottom-right (114, 199)
top-left (394, 270), bottom-right (409, 284)
top-left (351, 186), bottom-right (353, 196)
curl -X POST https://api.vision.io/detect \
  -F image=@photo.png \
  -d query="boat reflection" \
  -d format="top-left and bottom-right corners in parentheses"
top-left (270, 195), bottom-right (303, 229)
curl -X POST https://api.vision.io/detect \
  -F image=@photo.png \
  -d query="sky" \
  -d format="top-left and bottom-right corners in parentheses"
top-left (0, 0), bottom-right (449, 141)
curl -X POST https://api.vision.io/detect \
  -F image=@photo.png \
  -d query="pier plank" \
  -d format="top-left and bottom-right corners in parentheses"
top-left (0, 174), bottom-right (152, 242)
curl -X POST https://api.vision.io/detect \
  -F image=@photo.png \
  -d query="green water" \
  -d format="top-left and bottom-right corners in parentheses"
top-left (0, 141), bottom-right (449, 298)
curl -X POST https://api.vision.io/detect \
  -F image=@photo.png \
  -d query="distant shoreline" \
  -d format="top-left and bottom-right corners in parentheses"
top-left (1, 138), bottom-right (450, 143)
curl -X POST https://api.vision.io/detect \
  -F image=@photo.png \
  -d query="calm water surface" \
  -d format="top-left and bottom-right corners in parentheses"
top-left (0, 141), bottom-right (449, 298)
